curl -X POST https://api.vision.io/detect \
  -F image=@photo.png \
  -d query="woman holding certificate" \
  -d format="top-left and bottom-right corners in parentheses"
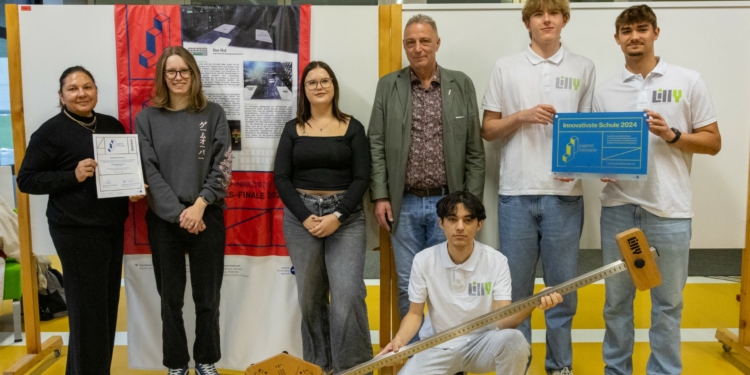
top-left (136, 46), bottom-right (231, 375)
top-left (17, 66), bottom-right (140, 375)
top-left (274, 61), bottom-right (372, 373)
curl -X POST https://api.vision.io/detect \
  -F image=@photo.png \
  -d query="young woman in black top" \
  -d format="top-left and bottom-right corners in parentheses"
top-left (274, 61), bottom-right (372, 374)
top-left (17, 66), bottom-right (144, 375)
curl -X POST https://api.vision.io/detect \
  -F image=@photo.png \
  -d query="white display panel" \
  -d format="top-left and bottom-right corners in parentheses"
top-left (310, 6), bottom-right (380, 252)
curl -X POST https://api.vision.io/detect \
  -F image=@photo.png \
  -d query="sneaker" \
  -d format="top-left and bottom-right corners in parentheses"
top-left (196, 363), bottom-right (220, 375)
top-left (547, 368), bottom-right (573, 375)
top-left (167, 367), bottom-right (188, 375)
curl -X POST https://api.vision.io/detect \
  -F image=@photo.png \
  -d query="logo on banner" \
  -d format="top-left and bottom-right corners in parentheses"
top-left (277, 266), bottom-right (295, 276)
top-left (652, 88), bottom-right (683, 103)
top-left (139, 13), bottom-right (173, 68)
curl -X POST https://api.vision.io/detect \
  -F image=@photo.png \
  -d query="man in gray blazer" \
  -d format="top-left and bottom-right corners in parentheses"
top-left (368, 14), bottom-right (485, 334)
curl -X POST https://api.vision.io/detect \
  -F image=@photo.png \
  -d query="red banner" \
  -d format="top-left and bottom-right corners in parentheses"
top-left (115, 5), bottom-right (182, 134)
top-left (118, 5), bottom-right (311, 257)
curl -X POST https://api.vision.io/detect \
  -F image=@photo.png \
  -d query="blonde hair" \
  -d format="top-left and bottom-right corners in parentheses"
top-left (151, 46), bottom-right (207, 113)
top-left (522, 0), bottom-right (571, 24)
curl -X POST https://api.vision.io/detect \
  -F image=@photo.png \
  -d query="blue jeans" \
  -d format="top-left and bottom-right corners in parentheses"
top-left (391, 194), bottom-right (446, 333)
top-left (283, 192), bottom-right (372, 373)
top-left (497, 195), bottom-right (583, 372)
top-left (601, 204), bottom-right (691, 375)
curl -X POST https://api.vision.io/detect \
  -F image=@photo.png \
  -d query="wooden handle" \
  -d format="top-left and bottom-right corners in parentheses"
top-left (616, 228), bottom-right (662, 291)
top-left (245, 353), bottom-right (323, 375)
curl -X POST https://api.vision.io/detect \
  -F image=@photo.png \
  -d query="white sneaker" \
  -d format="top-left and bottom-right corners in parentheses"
top-left (167, 367), bottom-right (188, 375)
top-left (196, 363), bottom-right (220, 375)
top-left (547, 368), bottom-right (573, 375)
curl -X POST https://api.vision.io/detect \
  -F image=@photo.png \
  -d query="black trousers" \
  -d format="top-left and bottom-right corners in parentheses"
top-left (146, 205), bottom-right (225, 368)
top-left (49, 225), bottom-right (124, 375)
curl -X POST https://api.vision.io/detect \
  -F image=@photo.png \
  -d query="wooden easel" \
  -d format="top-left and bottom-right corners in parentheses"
top-left (3, 4), bottom-right (64, 375)
top-left (715, 168), bottom-right (750, 367)
top-left (376, 5), bottom-right (402, 375)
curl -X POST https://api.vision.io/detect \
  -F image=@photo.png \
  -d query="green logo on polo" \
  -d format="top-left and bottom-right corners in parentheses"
top-left (652, 88), bottom-right (683, 103)
top-left (556, 76), bottom-right (580, 91)
top-left (468, 281), bottom-right (492, 297)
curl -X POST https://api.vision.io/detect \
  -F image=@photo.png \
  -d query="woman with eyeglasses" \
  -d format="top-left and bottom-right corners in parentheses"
top-left (274, 61), bottom-right (372, 374)
top-left (17, 66), bottom-right (145, 375)
top-left (136, 46), bottom-right (231, 375)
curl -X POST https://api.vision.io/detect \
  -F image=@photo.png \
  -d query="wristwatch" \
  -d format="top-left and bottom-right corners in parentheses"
top-left (667, 128), bottom-right (681, 144)
top-left (199, 196), bottom-right (210, 204)
top-left (333, 211), bottom-right (343, 219)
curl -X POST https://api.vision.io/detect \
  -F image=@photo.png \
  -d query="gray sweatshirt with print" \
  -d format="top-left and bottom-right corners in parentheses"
top-left (136, 102), bottom-right (232, 223)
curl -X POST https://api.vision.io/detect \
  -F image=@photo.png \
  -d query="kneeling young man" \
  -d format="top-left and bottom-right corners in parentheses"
top-left (380, 191), bottom-right (562, 375)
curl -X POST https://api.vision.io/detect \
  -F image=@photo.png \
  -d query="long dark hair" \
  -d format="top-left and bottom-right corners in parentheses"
top-left (58, 66), bottom-right (96, 110)
top-left (295, 61), bottom-right (349, 128)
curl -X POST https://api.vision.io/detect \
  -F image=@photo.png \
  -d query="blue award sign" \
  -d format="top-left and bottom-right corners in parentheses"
top-left (551, 112), bottom-right (649, 180)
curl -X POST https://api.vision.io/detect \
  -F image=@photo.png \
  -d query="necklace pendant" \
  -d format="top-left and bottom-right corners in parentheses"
top-left (319, 128), bottom-right (323, 132)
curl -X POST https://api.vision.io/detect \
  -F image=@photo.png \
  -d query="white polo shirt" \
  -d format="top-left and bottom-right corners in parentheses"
top-left (482, 45), bottom-right (596, 196)
top-left (409, 240), bottom-right (512, 348)
top-left (593, 59), bottom-right (717, 218)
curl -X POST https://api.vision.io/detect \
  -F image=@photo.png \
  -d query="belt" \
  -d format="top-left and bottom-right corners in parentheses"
top-left (405, 186), bottom-right (447, 198)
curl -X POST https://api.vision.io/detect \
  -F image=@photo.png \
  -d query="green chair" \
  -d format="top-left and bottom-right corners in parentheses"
top-left (3, 258), bottom-right (22, 342)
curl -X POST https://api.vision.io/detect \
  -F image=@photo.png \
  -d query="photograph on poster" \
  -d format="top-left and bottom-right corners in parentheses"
top-left (229, 120), bottom-right (242, 151)
top-left (243, 61), bottom-right (293, 101)
top-left (181, 5), bottom-right (299, 53)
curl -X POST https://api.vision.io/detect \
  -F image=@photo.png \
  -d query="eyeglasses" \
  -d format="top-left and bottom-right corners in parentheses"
top-left (165, 69), bottom-right (192, 79)
top-left (304, 78), bottom-right (333, 90)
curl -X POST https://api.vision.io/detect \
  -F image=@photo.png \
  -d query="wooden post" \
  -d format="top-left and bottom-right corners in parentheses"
top-left (378, 228), bottom-right (393, 375)
top-left (3, 4), bottom-right (63, 374)
top-left (716, 150), bottom-right (750, 368)
top-left (377, 4), bottom-right (402, 375)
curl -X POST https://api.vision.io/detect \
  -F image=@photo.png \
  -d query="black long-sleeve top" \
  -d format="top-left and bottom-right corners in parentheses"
top-left (274, 117), bottom-right (371, 223)
top-left (17, 111), bottom-right (129, 238)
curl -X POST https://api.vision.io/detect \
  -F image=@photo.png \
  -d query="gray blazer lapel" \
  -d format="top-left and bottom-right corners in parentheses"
top-left (396, 68), bottom-right (413, 141)
top-left (441, 67), bottom-right (455, 141)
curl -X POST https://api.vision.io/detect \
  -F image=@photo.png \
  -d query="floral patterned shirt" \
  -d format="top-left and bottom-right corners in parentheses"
top-left (405, 67), bottom-right (447, 189)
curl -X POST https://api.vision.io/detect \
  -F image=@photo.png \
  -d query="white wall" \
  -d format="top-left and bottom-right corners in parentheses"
top-left (19, 5), bottom-right (119, 255)
top-left (404, 2), bottom-right (750, 249)
top-left (310, 6), bottom-right (381, 252)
